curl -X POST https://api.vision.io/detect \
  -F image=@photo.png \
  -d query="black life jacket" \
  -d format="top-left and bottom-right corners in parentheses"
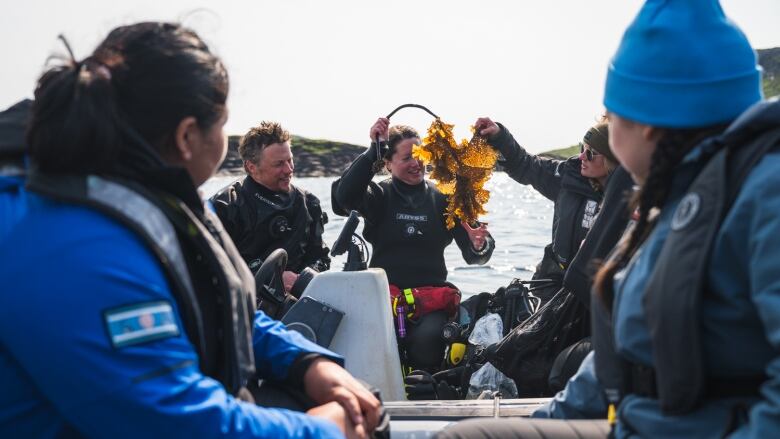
top-left (592, 118), bottom-right (780, 414)
top-left (644, 124), bottom-right (780, 414)
top-left (27, 172), bottom-right (257, 396)
top-left (365, 179), bottom-right (452, 288)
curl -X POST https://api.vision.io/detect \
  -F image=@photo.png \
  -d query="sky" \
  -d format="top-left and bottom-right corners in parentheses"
top-left (2, 1), bottom-right (779, 153)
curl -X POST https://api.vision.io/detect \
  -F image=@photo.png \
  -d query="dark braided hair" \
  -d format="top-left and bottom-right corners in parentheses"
top-left (594, 124), bottom-right (728, 307)
top-left (371, 125), bottom-right (419, 173)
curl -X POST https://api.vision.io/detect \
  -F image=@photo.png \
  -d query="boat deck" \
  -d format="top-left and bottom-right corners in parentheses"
top-left (386, 397), bottom-right (550, 420)
top-left (386, 398), bottom-right (551, 438)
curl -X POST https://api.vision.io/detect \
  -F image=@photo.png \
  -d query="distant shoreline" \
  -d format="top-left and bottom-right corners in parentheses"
top-left (215, 136), bottom-right (571, 178)
top-left (216, 135), bottom-right (367, 178)
top-left (217, 45), bottom-right (778, 178)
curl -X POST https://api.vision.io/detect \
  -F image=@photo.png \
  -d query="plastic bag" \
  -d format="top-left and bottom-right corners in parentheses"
top-left (465, 313), bottom-right (518, 399)
top-left (468, 312), bottom-right (503, 346)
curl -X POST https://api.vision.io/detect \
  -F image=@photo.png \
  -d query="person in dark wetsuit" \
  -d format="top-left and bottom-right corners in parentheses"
top-left (333, 117), bottom-right (495, 372)
top-left (211, 122), bottom-right (330, 292)
top-left (474, 117), bottom-right (618, 304)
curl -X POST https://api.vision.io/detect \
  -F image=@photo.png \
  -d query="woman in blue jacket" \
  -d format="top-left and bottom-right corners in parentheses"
top-left (437, 0), bottom-right (776, 438)
top-left (0, 22), bottom-right (379, 439)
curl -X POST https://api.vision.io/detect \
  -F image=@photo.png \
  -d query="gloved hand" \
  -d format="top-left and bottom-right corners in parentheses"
top-left (404, 370), bottom-right (437, 400)
top-left (405, 369), bottom-right (465, 400)
top-left (435, 381), bottom-right (462, 400)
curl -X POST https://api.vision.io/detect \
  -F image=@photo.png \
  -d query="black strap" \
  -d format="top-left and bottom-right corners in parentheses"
top-left (624, 362), bottom-right (766, 400)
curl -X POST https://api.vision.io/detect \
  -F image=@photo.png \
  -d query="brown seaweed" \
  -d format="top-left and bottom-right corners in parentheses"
top-left (412, 118), bottom-right (498, 229)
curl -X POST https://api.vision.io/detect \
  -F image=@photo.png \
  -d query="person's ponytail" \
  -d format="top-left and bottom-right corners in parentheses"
top-left (27, 23), bottom-right (228, 178)
top-left (28, 54), bottom-right (125, 175)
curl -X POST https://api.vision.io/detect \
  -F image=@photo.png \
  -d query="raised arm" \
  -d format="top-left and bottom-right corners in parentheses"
top-left (332, 118), bottom-right (389, 222)
top-left (475, 117), bottom-right (564, 201)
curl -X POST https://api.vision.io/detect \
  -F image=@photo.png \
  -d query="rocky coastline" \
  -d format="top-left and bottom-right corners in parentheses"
top-left (216, 135), bottom-right (367, 178)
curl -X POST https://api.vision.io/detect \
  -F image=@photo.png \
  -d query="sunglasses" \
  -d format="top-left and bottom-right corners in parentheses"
top-left (580, 143), bottom-right (601, 161)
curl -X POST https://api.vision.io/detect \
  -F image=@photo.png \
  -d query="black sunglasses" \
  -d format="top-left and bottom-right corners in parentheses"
top-left (580, 143), bottom-right (601, 161)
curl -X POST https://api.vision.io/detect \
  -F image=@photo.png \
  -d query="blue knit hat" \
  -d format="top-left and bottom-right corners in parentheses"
top-left (604, 0), bottom-right (763, 128)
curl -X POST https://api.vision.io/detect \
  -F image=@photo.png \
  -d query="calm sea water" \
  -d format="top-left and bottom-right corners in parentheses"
top-left (201, 173), bottom-right (554, 298)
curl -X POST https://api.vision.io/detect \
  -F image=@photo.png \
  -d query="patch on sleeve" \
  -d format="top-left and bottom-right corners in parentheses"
top-left (103, 300), bottom-right (180, 348)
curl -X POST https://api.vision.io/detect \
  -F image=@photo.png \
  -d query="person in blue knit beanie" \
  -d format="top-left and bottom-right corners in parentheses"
top-left (436, 0), bottom-right (779, 437)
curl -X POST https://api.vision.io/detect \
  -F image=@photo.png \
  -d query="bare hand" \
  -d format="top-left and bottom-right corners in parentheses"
top-left (462, 221), bottom-right (489, 251)
top-left (474, 117), bottom-right (500, 139)
top-left (304, 358), bottom-right (382, 434)
top-left (369, 117), bottom-right (390, 142)
top-left (307, 401), bottom-right (368, 439)
top-left (282, 271), bottom-right (298, 293)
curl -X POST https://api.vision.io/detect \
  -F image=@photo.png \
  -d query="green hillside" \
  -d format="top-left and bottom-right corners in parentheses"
top-left (542, 47), bottom-right (780, 158)
top-left (541, 144), bottom-right (579, 159)
top-left (218, 134), bottom-right (365, 177)
top-left (759, 47), bottom-right (780, 98)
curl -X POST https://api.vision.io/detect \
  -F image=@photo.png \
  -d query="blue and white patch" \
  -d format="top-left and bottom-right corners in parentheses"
top-left (104, 301), bottom-right (180, 348)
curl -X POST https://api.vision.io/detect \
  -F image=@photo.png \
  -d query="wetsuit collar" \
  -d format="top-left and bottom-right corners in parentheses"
top-left (390, 177), bottom-right (428, 210)
top-left (243, 175), bottom-right (293, 207)
top-left (391, 176), bottom-right (426, 193)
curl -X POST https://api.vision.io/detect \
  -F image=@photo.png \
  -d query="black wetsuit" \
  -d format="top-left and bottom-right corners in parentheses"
top-left (490, 124), bottom-right (602, 302)
top-left (333, 148), bottom-right (494, 288)
top-left (211, 176), bottom-right (330, 273)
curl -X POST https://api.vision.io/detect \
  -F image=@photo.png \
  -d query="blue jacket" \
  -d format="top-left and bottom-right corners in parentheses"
top-left (0, 174), bottom-right (25, 242)
top-left (533, 99), bottom-right (780, 438)
top-left (0, 190), bottom-right (344, 438)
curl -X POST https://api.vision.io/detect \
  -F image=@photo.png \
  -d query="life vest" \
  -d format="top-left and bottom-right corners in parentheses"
top-left (593, 120), bottom-right (780, 415)
top-left (27, 172), bottom-right (257, 396)
top-left (643, 124), bottom-right (780, 414)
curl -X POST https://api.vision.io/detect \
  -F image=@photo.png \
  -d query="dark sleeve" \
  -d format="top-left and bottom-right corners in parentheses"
top-left (562, 166), bottom-right (634, 306)
top-left (452, 222), bottom-right (495, 265)
top-left (332, 145), bottom-right (385, 223)
top-left (302, 193), bottom-right (331, 272)
top-left (210, 183), bottom-right (244, 245)
top-left (491, 123), bottom-right (564, 201)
